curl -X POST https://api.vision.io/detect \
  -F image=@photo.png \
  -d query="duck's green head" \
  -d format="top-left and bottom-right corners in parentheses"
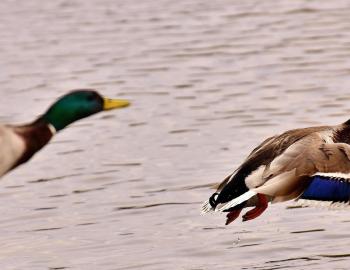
top-left (42, 90), bottom-right (130, 131)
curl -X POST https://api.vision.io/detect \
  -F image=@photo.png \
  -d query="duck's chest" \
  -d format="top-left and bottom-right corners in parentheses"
top-left (0, 126), bottom-right (26, 177)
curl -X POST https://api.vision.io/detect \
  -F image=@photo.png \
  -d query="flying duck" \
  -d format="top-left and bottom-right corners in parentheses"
top-left (201, 121), bottom-right (350, 225)
top-left (0, 89), bottom-right (130, 178)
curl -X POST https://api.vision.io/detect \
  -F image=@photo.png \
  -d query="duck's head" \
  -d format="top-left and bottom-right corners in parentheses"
top-left (42, 90), bottom-right (130, 131)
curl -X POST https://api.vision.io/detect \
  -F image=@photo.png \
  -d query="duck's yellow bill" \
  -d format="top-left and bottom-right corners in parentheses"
top-left (103, 98), bottom-right (130, 110)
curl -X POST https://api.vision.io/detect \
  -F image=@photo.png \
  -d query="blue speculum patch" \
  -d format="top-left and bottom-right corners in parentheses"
top-left (301, 175), bottom-right (350, 202)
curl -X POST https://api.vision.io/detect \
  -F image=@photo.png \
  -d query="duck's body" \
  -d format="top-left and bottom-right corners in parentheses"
top-left (0, 90), bottom-right (129, 178)
top-left (0, 124), bottom-right (27, 177)
top-left (202, 121), bottom-right (350, 224)
top-left (0, 119), bottom-right (54, 177)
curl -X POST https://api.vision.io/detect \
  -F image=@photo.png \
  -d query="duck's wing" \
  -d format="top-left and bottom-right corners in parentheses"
top-left (209, 135), bottom-right (278, 194)
top-left (203, 126), bottom-right (332, 213)
top-left (266, 136), bottom-right (350, 179)
top-left (216, 126), bottom-right (331, 191)
top-left (298, 173), bottom-right (350, 207)
top-left (243, 126), bottom-right (331, 167)
top-left (218, 133), bottom-right (350, 211)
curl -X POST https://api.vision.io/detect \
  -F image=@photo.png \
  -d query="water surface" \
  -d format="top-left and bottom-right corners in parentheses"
top-left (1, 0), bottom-right (350, 269)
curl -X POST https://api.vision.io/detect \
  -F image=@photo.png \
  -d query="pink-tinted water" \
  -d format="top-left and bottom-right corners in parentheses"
top-left (1, 0), bottom-right (350, 269)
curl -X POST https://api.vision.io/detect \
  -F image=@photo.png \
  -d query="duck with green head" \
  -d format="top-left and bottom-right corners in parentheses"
top-left (0, 89), bottom-right (130, 177)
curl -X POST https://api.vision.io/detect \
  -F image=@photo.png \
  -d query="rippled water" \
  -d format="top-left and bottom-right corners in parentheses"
top-left (1, 0), bottom-right (350, 269)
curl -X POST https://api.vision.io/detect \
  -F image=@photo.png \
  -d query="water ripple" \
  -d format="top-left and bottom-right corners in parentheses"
top-left (2, 0), bottom-right (350, 269)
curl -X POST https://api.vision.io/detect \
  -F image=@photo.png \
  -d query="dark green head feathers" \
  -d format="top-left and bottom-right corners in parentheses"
top-left (41, 90), bottom-right (130, 131)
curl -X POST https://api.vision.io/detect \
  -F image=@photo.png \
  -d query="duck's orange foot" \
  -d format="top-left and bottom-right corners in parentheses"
top-left (225, 209), bottom-right (242, 225)
top-left (242, 193), bottom-right (268, 222)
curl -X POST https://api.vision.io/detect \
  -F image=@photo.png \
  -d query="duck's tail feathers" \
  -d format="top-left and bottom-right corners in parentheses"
top-left (297, 174), bottom-right (350, 208)
top-left (217, 190), bottom-right (257, 212)
top-left (201, 200), bottom-right (215, 214)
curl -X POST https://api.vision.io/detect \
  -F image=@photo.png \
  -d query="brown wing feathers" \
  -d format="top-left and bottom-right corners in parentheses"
top-left (204, 122), bottom-right (350, 216)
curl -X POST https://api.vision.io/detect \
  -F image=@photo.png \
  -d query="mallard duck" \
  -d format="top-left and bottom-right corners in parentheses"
top-left (0, 89), bottom-right (130, 178)
top-left (201, 120), bottom-right (350, 225)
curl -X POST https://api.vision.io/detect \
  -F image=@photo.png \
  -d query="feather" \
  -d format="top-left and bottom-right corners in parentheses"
top-left (201, 200), bottom-right (214, 214)
top-left (300, 175), bottom-right (350, 202)
top-left (217, 190), bottom-right (257, 212)
top-left (203, 122), bottom-right (350, 223)
top-left (0, 125), bottom-right (26, 176)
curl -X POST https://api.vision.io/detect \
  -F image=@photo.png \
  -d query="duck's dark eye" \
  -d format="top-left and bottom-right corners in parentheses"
top-left (87, 93), bottom-right (97, 101)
